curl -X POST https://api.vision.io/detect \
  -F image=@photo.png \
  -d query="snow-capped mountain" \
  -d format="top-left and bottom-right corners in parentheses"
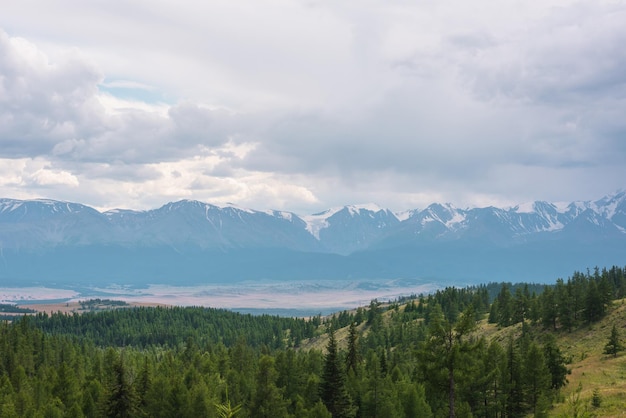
top-left (1, 191), bottom-right (625, 285)
top-left (303, 204), bottom-right (399, 254)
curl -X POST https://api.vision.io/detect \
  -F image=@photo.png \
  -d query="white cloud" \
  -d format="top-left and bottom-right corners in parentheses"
top-left (0, 1), bottom-right (625, 213)
top-left (29, 168), bottom-right (79, 187)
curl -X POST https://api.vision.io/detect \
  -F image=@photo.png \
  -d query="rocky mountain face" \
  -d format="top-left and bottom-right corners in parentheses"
top-left (1, 191), bottom-right (625, 285)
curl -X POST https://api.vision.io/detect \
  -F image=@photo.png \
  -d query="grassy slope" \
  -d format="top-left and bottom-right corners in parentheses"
top-left (301, 300), bottom-right (626, 417)
top-left (549, 299), bottom-right (626, 417)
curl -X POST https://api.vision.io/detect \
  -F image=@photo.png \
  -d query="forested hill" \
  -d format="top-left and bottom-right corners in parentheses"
top-left (29, 306), bottom-right (320, 349)
top-left (1, 265), bottom-right (625, 417)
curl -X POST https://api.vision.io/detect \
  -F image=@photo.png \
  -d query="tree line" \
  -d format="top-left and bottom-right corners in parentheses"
top-left (30, 305), bottom-right (319, 350)
top-left (1, 265), bottom-right (624, 417)
top-left (489, 266), bottom-right (626, 330)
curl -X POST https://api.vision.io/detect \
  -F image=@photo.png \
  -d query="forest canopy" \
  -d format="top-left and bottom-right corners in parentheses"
top-left (1, 265), bottom-right (625, 417)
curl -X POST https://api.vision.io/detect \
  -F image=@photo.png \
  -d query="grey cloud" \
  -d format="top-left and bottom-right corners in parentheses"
top-left (62, 104), bottom-right (245, 165)
top-left (1, 1), bottom-right (625, 212)
top-left (168, 103), bottom-right (239, 148)
top-left (77, 162), bottom-right (163, 182)
top-left (0, 30), bottom-right (104, 157)
top-left (243, 85), bottom-right (517, 178)
top-left (463, 4), bottom-right (626, 106)
top-left (204, 163), bottom-right (235, 178)
top-left (0, 29), bottom-right (249, 168)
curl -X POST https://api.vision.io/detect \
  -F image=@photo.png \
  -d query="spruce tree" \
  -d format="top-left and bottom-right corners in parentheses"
top-left (543, 335), bottom-right (570, 390)
top-left (585, 280), bottom-right (604, 322)
top-left (497, 285), bottom-right (513, 327)
top-left (251, 355), bottom-right (289, 418)
top-left (604, 324), bottom-right (624, 358)
top-left (418, 304), bottom-right (477, 418)
top-left (345, 322), bottom-right (361, 376)
top-left (522, 342), bottom-right (551, 415)
top-left (104, 355), bottom-right (138, 418)
top-left (320, 328), bottom-right (354, 418)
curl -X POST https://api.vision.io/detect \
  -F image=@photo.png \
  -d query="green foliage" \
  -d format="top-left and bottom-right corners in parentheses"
top-left (603, 324), bottom-right (624, 357)
top-left (488, 266), bottom-right (626, 331)
top-left (544, 335), bottom-right (570, 390)
top-left (104, 352), bottom-right (138, 418)
top-left (251, 355), bottom-right (289, 417)
top-left (417, 304), bottom-right (479, 417)
top-left (320, 328), bottom-right (354, 418)
top-left (562, 383), bottom-right (593, 418)
top-left (0, 304), bottom-right (36, 313)
top-left (345, 322), bottom-right (361, 376)
top-left (591, 388), bottom-right (602, 408)
top-left (3, 265), bottom-right (626, 417)
top-left (215, 396), bottom-right (242, 418)
top-left (30, 305), bottom-right (317, 350)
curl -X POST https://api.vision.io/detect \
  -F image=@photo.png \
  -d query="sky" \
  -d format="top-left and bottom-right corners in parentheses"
top-left (1, 0), bottom-right (625, 214)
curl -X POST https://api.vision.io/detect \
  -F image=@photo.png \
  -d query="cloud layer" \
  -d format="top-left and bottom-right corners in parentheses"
top-left (1, 1), bottom-right (625, 212)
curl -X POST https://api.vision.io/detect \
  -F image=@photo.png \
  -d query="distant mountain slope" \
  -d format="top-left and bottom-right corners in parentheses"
top-left (1, 191), bottom-right (625, 285)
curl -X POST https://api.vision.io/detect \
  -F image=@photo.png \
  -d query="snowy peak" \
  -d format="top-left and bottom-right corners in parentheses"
top-left (1, 190), bottom-right (626, 256)
top-left (507, 201), bottom-right (564, 233)
top-left (593, 190), bottom-right (626, 220)
top-left (402, 203), bottom-right (466, 230)
top-left (301, 204), bottom-right (399, 253)
top-left (513, 201), bottom-right (557, 216)
top-left (2, 192), bottom-right (626, 286)
top-left (0, 198), bottom-right (97, 221)
top-left (423, 203), bottom-right (465, 226)
top-left (303, 204), bottom-right (396, 240)
top-left (344, 203), bottom-right (386, 216)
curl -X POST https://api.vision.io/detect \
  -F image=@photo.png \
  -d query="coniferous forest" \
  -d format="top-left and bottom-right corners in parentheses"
top-left (1, 266), bottom-right (626, 417)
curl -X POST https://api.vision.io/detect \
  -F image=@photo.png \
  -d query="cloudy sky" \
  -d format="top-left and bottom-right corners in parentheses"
top-left (1, 0), bottom-right (625, 213)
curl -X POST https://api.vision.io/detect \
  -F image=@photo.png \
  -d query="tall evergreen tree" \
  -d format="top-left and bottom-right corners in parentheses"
top-left (320, 328), bottom-right (354, 418)
top-left (603, 324), bottom-right (624, 358)
top-left (585, 280), bottom-right (605, 322)
top-left (512, 286), bottom-right (529, 324)
top-left (418, 304), bottom-right (477, 418)
top-left (136, 357), bottom-right (151, 413)
top-left (543, 335), bottom-right (570, 390)
top-left (345, 322), bottom-right (361, 376)
top-left (497, 285), bottom-right (513, 327)
top-left (53, 361), bottom-right (80, 409)
top-left (541, 286), bottom-right (558, 330)
top-left (522, 342), bottom-right (551, 415)
top-left (251, 355), bottom-right (289, 418)
top-left (104, 355), bottom-right (138, 418)
top-left (504, 338), bottom-right (524, 417)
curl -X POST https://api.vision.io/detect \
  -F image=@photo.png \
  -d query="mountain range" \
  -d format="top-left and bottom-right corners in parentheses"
top-left (1, 191), bottom-right (626, 286)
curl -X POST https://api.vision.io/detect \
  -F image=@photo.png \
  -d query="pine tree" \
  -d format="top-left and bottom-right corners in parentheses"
top-left (504, 338), bottom-right (524, 417)
top-left (512, 286), bottom-right (529, 324)
top-left (215, 387), bottom-right (242, 418)
top-left (522, 342), bottom-right (551, 415)
top-left (400, 383), bottom-right (432, 418)
top-left (484, 340), bottom-right (507, 418)
top-left (541, 286), bottom-right (558, 330)
top-left (136, 357), bottom-right (151, 413)
top-left (320, 328), bottom-right (354, 418)
top-left (104, 355), bottom-right (138, 418)
top-left (544, 335), bottom-right (570, 390)
top-left (418, 304), bottom-right (477, 418)
top-left (53, 361), bottom-right (80, 409)
top-left (604, 324), bottom-right (624, 358)
top-left (556, 278), bottom-right (575, 332)
top-left (345, 322), bottom-right (361, 376)
top-left (584, 280), bottom-right (604, 322)
top-left (251, 355), bottom-right (289, 418)
top-left (497, 285), bottom-right (513, 327)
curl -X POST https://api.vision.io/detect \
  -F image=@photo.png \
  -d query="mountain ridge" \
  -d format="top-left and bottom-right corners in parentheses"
top-left (1, 191), bottom-right (625, 285)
